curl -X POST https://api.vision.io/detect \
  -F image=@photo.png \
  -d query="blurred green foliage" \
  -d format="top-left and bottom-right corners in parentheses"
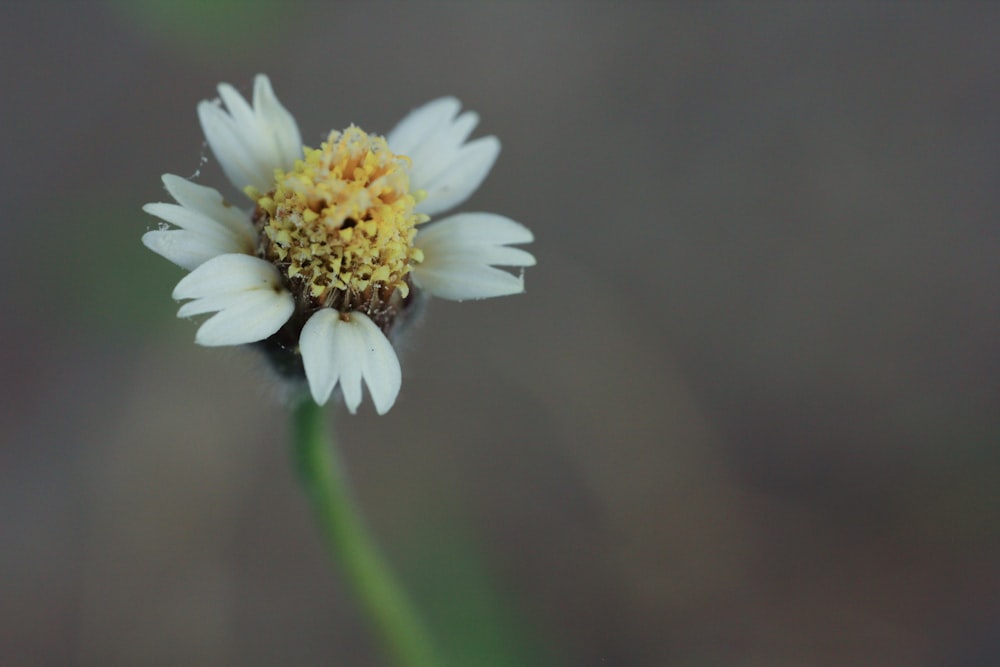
top-left (109, 0), bottom-right (292, 57)
top-left (52, 193), bottom-right (180, 335)
top-left (404, 530), bottom-right (557, 667)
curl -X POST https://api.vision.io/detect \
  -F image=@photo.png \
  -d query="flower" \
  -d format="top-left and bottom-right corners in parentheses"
top-left (143, 75), bottom-right (535, 414)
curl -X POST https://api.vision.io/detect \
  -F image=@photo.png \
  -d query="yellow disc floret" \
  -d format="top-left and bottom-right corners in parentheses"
top-left (250, 126), bottom-right (426, 313)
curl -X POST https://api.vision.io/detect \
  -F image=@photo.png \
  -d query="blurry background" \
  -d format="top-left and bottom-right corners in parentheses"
top-left (2, 2), bottom-right (998, 666)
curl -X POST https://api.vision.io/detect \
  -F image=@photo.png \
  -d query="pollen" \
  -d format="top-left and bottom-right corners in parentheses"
top-left (250, 126), bottom-right (426, 314)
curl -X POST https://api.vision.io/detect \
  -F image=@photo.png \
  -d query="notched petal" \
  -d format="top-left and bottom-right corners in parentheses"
top-left (414, 136), bottom-right (501, 216)
top-left (300, 310), bottom-right (401, 413)
top-left (192, 289), bottom-right (294, 346)
top-left (386, 97), bottom-right (462, 156)
top-left (413, 262), bottom-right (525, 301)
top-left (167, 253), bottom-right (293, 346)
top-left (198, 76), bottom-right (303, 194)
top-left (413, 212), bottom-right (535, 301)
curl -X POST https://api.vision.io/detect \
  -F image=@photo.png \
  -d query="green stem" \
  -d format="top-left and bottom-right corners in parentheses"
top-left (291, 398), bottom-right (439, 667)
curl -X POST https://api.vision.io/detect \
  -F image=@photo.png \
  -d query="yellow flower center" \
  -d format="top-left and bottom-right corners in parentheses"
top-left (250, 126), bottom-right (426, 314)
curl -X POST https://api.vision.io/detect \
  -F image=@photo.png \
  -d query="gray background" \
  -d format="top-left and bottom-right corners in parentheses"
top-left (2, 2), bottom-right (998, 665)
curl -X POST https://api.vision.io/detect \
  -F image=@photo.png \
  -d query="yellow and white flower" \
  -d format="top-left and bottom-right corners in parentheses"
top-left (143, 75), bottom-right (534, 414)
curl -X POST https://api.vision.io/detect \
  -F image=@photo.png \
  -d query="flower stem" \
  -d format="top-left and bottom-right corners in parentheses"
top-left (291, 398), bottom-right (439, 667)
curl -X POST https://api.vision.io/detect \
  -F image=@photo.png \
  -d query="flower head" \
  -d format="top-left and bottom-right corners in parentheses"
top-left (144, 75), bottom-right (534, 414)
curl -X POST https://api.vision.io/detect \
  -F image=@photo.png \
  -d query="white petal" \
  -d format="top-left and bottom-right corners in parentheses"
top-left (160, 174), bottom-right (255, 242)
top-left (192, 289), bottom-right (294, 346)
top-left (359, 325), bottom-right (404, 416)
top-left (420, 243), bottom-right (536, 268)
top-left (386, 97), bottom-right (462, 156)
top-left (198, 75), bottom-right (302, 194)
top-left (141, 229), bottom-right (247, 272)
top-left (143, 203), bottom-right (246, 249)
top-left (413, 213), bottom-right (535, 301)
top-left (252, 74), bottom-right (303, 171)
top-left (414, 136), bottom-right (500, 217)
top-left (198, 101), bottom-right (270, 193)
top-left (300, 310), bottom-right (356, 408)
top-left (413, 262), bottom-right (525, 301)
top-left (177, 289), bottom-right (261, 317)
top-left (172, 254), bottom-right (282, 299)
top-left (217, 83), bottom-right (258, 136)
top-left (143, 175), bottom-right (257, 270)
top-left (414, 212), bottom-right (534, 255)
top-left (387, 97), bottom-right (501, 217)
top-left (404, 110), bottom-right (479, 182)
top-left (300, 310), bottom-right (402, 413)
top-left (171, 254), bottom-right (294, 346)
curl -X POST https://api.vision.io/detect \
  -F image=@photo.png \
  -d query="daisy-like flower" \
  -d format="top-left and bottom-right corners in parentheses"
top-left (143, 75), bottom-right (534, 414)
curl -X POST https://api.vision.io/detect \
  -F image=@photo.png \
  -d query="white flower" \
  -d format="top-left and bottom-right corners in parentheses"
top-left (143, 75), bottom-right (535, 414)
